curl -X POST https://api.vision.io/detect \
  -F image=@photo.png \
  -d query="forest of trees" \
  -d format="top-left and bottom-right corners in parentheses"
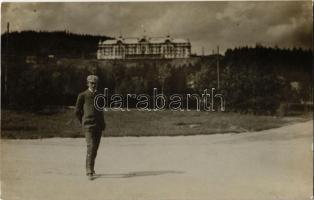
top-left (1, 30), bottom-right (112, 58)
top-left (1, 31), bottom-right (312, 115)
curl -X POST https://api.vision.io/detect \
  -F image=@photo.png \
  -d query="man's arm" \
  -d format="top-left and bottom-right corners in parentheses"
top-left (75, 93), bottom-right (84, 124)
top-left (100, 112), bottom-right (106, 130)
top-left (95, 91), bottom-right (106, 130)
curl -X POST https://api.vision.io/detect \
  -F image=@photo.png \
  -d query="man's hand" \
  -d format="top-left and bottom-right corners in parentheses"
top-left (102, 122), bottom-right (106, 130)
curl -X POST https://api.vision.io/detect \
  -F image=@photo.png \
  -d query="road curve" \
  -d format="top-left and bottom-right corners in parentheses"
top-left (1, 120), bottom-right (312, 200)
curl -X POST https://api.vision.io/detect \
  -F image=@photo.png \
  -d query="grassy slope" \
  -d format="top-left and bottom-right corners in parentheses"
top-left (1, 109), bottom-right (311, 139)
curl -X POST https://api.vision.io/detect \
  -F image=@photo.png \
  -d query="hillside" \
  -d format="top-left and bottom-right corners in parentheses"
top-left (1, 31), bottom-right (312, 114)
top-left (1, 30), bottom-right (112, 58)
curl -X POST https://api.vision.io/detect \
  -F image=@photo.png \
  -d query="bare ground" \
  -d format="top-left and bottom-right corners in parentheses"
top-left (1, 120), bottom-right (312, 200)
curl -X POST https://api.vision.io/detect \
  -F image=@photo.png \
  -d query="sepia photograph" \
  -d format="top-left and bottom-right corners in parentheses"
top-left (1, 1), bottom-right (313, 200)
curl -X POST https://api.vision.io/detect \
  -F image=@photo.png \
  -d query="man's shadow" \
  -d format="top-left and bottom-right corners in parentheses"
top-left (92, 170), bottom-right (184, 180)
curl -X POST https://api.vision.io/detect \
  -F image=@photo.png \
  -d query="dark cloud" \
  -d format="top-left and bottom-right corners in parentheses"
top-left (1, 1), bottom-right (312, 54)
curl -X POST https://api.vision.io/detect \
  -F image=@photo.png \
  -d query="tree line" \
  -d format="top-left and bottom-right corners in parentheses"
top-left (1, 30), bottom-right (111, 58)
top-left (1, 31), bottom-right (312, 115)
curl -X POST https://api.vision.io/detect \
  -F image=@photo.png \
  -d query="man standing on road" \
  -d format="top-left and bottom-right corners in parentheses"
top-left (75, 75), bottom-right (106, 180)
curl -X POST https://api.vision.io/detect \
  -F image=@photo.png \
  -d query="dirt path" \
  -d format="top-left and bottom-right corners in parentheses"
top-left (1, 121), bottom-right (312, 200)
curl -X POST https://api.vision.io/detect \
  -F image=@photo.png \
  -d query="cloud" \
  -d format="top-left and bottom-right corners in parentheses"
top-left (265, 2), bottom-right (312, 48)
top-left (1, 1), bottom-right (312, 54)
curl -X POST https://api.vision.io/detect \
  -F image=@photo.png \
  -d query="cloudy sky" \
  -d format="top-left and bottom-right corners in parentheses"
top-left (1, 1), bottom-right (312, 54)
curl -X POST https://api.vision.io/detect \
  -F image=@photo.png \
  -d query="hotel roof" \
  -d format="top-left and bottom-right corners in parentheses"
top-left (99, 36), bottom-right (189, 45)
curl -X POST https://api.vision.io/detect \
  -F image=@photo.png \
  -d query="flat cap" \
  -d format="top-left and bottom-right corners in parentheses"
top-left (87, 75), bottom-right (99, 83)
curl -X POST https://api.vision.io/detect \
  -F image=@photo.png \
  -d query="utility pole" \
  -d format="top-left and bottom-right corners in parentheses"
top-left (4, 22), bottom-right (9, 100)
top-left (217, 45), bottom-right (220, 90)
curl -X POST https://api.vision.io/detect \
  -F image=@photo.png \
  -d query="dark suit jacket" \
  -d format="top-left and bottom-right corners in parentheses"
top-left (75, 89), bottom-right (105, 130)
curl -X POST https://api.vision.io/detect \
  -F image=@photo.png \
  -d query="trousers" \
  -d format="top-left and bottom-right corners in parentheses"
top-left (85, 128), bottom-right (102, 174)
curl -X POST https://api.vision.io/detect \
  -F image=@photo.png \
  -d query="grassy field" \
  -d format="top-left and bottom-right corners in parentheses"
top-left (1, 108), bottom-right (311, 139)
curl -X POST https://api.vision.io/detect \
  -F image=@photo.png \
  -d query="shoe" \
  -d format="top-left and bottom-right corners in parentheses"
top-left (87, 173), bottom-right (93, 180)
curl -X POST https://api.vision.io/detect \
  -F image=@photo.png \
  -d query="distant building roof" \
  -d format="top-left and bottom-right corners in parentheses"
top-left (172, 38), bottom-right (189, 43)
top-left (102, 40), bottom-right (118, 45)
top-left (124, 38), bottom-right (138, 44)
top-left (150, 37), bottom-right (167, 43)
top-left (100, 35), bottom-right (190, 45)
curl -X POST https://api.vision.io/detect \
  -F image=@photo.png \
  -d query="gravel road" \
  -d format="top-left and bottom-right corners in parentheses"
top-left (1, 121), bottom-right (312, 200)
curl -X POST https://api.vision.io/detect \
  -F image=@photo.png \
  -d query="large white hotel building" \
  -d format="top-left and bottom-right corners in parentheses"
top-left (97, 35), bottom-right (191, 59)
